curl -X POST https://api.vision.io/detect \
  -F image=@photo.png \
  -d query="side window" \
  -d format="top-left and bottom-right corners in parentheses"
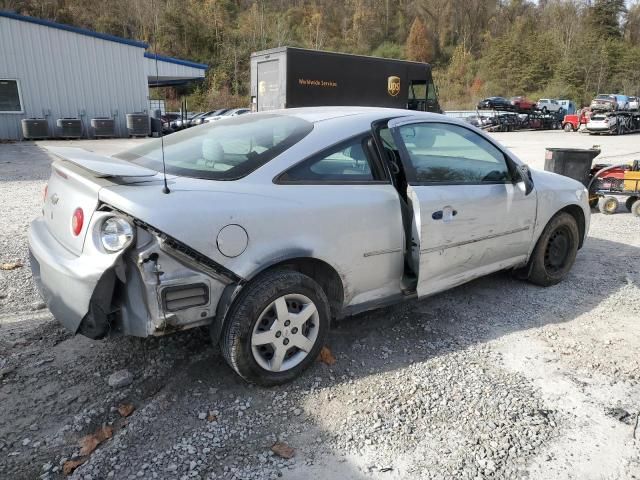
top-left (280, 137), bottom-right (374, 182)
top-left (397, 123), bottom-right (511, 184)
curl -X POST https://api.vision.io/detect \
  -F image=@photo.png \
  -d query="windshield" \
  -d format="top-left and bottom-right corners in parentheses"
top-left (114, 114), bottom-right (313, 180)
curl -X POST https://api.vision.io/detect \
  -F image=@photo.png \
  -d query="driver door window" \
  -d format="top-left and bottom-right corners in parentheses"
top-left (398, 123), bottom-right (512, 184)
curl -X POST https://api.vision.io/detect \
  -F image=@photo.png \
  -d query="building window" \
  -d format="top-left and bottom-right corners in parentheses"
top-left (0, 80), bottom-right (23, 113)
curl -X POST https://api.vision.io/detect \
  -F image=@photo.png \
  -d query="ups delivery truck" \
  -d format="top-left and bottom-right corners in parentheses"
top-left (250, 47), bottom-right (441, 113)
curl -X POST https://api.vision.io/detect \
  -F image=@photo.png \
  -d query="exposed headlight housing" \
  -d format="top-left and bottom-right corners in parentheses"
top-left (100, 217), bottom-right (134, 252)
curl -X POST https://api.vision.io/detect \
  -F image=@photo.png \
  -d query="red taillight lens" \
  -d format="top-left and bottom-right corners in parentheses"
top-left (71, 208), bottom-right (84, 236)
top-left (43, 184), bottom-right (48, 203)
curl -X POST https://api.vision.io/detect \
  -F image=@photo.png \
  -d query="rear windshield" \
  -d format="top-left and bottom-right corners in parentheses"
top-left (115, 114), bottom-right (313, 180)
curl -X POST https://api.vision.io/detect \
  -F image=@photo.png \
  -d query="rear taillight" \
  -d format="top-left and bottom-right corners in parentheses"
top-left (71, 208), bottom-right (84, 236)
top-left (43, 184), bottom-right (48, 203)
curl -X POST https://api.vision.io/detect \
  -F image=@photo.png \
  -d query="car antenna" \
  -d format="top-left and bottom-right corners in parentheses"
top-left (152, 1), bottom-right (170, 194)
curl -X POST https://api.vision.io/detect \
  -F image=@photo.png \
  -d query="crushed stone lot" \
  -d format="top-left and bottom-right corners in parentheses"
top-left (1, 133), bottom-right (639, 480)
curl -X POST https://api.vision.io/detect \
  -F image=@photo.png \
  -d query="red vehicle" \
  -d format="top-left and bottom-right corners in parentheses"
top-left (562, 109), bottom-right (591, 131)
top-left (510, 96), bottom-right (535, 111)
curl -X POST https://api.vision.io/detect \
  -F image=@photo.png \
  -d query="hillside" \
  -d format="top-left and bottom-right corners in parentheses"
top-left (3, 0), bottom-right (640, 109)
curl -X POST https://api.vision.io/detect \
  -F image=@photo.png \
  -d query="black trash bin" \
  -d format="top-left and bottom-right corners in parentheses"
top-left (544, 148), bottom-right (601, 186)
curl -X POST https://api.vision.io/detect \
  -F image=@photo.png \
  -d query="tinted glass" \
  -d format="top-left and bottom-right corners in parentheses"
top-left (409, 82), bottom-right (426, 101)
top-left (258, 60), bottom-right (281, 111)
top-left (282, 137), bottom-right (374, 182)
top-left (397, 123), bottom-right (511, 184)
top-left (0, 80), bottom-right (21, 112)
top-left (427, 81), bottom-right (437, 101)
top-left (115, 114), bottom-right (313, 180)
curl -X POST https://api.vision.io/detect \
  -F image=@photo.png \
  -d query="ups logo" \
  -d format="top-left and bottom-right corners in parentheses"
top-left (387, 76), bottom-right (401, 97)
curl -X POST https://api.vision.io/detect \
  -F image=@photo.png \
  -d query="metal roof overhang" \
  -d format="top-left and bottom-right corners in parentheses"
top-left (145, 52), bottom-right (207, 87)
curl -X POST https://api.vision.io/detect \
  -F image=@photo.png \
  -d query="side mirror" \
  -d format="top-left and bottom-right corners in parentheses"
top-left (516, 164), bottom-right (534, 195)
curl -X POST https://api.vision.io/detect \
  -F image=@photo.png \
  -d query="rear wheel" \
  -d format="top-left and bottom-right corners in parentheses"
top-left (563, 123), bottom-right (573, 132)
top-left (219, 269), bottom-right (329, 386)
top-left (625, 196), bottom-right (637, 212)
top-left (631, 200), bottom-right (640, 217)
top-left (527, 212), bottom-right (579, 287)
top-left (598, 196), bottom-right (619, 215)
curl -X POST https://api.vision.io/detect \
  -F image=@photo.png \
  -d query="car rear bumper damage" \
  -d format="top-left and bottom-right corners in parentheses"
top-left (28, 213), bottom-right (237, 339)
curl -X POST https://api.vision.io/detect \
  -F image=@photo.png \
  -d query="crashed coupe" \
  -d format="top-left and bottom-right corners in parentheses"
top-left (29, 107), bottom-right (590, 385)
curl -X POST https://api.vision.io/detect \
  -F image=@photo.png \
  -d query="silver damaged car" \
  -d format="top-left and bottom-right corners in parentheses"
top-left (28, 107), bottom-right (590, 385)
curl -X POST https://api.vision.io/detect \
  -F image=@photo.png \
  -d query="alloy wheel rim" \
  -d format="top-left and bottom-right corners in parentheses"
top-left (251, 294), bottom-right (319, 372)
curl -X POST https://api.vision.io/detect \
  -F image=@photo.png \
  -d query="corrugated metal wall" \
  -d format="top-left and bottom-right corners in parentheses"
top-left (0, 16), bottom-right (148, 140)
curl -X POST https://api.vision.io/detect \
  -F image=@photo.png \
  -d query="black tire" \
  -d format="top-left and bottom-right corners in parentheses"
top-left (542, 107), bottom-right (548, 114)
top-left (625, 196), bottom-right (637, 212)
top-left (218, 269), bottom-right (330, 386)
top-left (589, 197), bottom-right (599, 209)
top-left (631, 199), bottom-right (640, 217)
top-left (598, 196), bottom-right (619, 215)
top-left (527, 212), bottom-right (580, 287)
top-left (563, 123), bottom-right (573, 132)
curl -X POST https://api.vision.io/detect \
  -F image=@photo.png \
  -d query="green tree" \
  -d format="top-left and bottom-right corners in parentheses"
top-left (588, 0), bottom-right (626, 37)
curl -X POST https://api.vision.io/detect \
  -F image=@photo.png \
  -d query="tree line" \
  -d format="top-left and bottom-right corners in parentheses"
top-left (3, 0), bottom-right (640, 109)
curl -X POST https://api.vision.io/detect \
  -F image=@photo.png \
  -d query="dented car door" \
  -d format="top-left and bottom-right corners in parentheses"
top-left (388, 118), bottom-right (537, 297)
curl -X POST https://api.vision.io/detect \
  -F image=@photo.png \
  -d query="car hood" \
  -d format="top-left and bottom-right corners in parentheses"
top-left (530, 167), bottom-right (587, 192)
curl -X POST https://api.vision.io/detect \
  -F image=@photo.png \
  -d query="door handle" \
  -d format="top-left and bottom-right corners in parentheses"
top-left (432, 208), bottom-right (458, 221)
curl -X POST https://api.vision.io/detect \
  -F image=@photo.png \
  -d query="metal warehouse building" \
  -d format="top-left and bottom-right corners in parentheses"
top-left (0, 11), bottom-right (207, 140)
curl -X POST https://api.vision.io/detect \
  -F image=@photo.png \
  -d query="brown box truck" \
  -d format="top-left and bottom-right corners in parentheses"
top-left (250, 47), bottom-right (441, 113)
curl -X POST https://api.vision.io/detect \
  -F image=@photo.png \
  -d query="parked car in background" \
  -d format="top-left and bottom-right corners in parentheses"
top-left (192, 109), bottom-right (229, 126)
top-left (161, 113), bottom-right (180, 128)
top-left (187, 112), bottom-right (208, 127)
top-left (613, 94), bottom-right (630, 110)
top-left (537, 99), bottom-right (562, 113)
top-left (171, 113), bottom-right (200, 131)
top-left (587, 113), bottom-right (615, 133)
top-left (30, 107), bottom-right (590, 385)
top-left (203, 108), bottom-right (250, 123)
top-left (510, 96), bottom-right (535, 111)
top-left (465, 115), bottom-right (489, 127)
top-left (590, 94), bottom-right (617, 112)
top-left (477, 97), bottom-right (512, 110)
top-left (558, 100), bottom-right (576, 115)
top-left (629, 96), bottom-right (639, 111)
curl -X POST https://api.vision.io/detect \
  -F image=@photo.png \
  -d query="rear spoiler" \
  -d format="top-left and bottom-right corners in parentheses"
top-left (45, 147), bottom-right (157, 178)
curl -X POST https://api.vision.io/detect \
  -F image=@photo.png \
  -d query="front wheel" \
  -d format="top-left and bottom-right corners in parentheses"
top-left (527, 212), bottom-right (580, 287)
top-left (219, 269), bottom-right (330, 386)
top-left (563, 123), bottom-right (573, 132)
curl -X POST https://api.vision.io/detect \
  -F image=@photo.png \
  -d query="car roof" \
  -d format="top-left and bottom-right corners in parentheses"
top-left (263, 106), bottom-right (436, 124)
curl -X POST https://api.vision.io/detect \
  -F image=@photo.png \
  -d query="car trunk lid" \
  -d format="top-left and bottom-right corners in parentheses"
top-left (43, 147), bottom-right (158, 255)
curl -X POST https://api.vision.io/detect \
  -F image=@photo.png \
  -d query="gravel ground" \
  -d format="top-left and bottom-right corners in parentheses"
top-left (0, 135), bottom-right (639, 480)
